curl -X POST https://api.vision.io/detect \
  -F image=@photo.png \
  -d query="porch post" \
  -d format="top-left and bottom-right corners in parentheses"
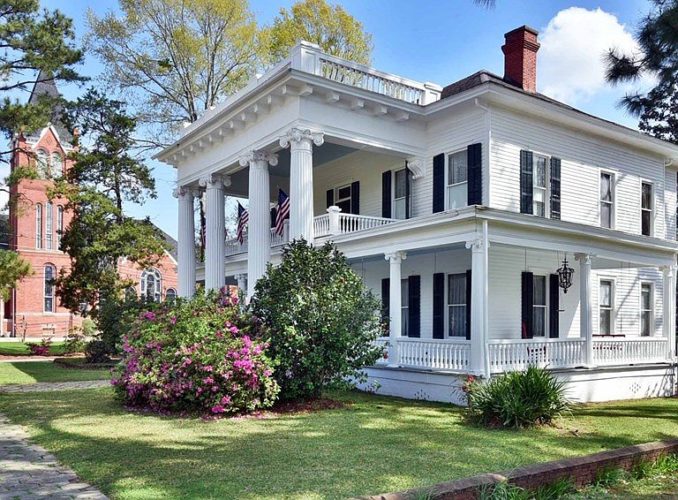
top-left (466, 225), bottom-right (489, 377)
top-left (240, 151), bottom-right (277, 299)
top-left (200, 173), bottom-right (229, 291)
top-left (385, 251), bottom-right (406, 365)
top-left (174, 185), bottom-right (197, 298)
top-left (280, 127), bottom-right (324, 241)
top-left (235, 273), bottom-right (247, 296)
top-left (662, 265), bottom-right (676, 360)
top-left (576, 253), bottom-right (594, 366)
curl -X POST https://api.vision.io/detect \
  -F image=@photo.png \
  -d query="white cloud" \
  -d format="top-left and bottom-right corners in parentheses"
top-left (539, 7), bottom-right (649, 105)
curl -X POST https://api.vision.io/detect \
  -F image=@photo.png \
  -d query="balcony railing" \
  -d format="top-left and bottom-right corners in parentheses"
top-left (593, 337), bottom-right (668, 366)
top-left (315, 208), bottom-right (397, 238)
top-left (488, 338), bottom-right (586, 373)
top-left (225, 222), bottom-right (289, 257)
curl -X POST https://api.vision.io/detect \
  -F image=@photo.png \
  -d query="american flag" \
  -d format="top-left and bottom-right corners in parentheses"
top-left (274, 189), bottom-right (289, 236)
top-left (236, 202), bottom-right (248, 243)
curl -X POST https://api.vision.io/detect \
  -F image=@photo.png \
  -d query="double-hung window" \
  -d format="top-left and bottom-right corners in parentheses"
top-left (334, 185), bottom-right (352, 214)
top-left (533, 275), bottom-right (547, 337)
top-left (600, 172), bottom-right (614, 228)
top-left (533, 155), bottom-right (548, 217)
top-left (35, 204), bottom-right (43, 249)
top-left (44, 264), bottom-right (55, 312)
top-left (45, 202), bottom-right (53, 250)
top-left (447, 273), bottom-right (467, 337)
top-left (640, 283), bottom-right (653, 337)
top-left (447, 150), bottom-right (467, 209)
top-left (400, 279), bottom-right (409, 337)
top-left (641, 182), bottom-right (653, 236)
top-left (599, 280), bottom-right (614, 335)
top-left (56, 206), bottom-right (64, 248)
top-left (394, 169), bottom-right (408, 219)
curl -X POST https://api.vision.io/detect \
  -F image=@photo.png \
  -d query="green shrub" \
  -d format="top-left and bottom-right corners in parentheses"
top-left (97, 293), bottom-right (145, 354)
top-left (85, 340), bottom-right (111, 363)
top-left (467, 366), bottom-right (570, 428)
top-left (251, 240), bottom-right (384, 401)
top-left (63, 329), bottom-right (87, 355)
top-left (81, 318), bottom-right (97, 337)
top-left (112, 290), bottom-right (279, 415)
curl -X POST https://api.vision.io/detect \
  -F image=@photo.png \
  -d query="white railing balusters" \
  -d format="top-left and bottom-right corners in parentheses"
top-left (395, 338), bottom-right (470, 371)
top-left (592, 338), bottom-right (667, 365)
top-left (487, 338), bottom-right (586, 373)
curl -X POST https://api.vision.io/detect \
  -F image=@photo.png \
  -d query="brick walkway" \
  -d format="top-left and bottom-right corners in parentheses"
top-left (0, 414), bottom-right (107, 499)
top-left (0, 380), bottom-right (110, 394)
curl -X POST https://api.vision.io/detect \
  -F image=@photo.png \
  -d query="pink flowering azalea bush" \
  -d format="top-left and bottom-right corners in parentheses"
top-left (112, 289), bottom-right (279, 415)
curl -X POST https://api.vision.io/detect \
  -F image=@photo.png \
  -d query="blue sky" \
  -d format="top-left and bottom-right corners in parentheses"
top-left (29, 0), bottom-right (655, 238)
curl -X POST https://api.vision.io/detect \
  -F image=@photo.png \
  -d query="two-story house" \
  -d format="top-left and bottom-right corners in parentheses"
top-left (157, 26), bottom-right (678, 404)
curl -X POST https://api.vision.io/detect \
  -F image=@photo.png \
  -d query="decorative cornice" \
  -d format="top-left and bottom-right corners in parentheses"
top-left (384, 251), bottom-right (406, 264)
top-left (199, 173), bottom-right (231, 189)
top-left (238, 150), bottom-right (278, 167)
top-left (406, 158), bottom-right (425, 180)
top-left (279, 127), bottom-right (324, 149)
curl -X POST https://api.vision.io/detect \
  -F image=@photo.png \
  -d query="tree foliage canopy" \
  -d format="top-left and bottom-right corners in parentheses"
top-left (0, 0), bottom-right (84, 161)
top-left (0, 249), bottom-right (31, 301)
top-left (265, 0), bottom-right (372, 65)
top-left (606, 0), bottom-right (678, 144)
top-left (87, 0), bottom-right (262, 146)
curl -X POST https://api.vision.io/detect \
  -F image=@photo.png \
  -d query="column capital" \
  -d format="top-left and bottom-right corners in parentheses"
top-left (238, 150), bottom-right (278, 168)
top-left (199, 173), bottom-right (231, 189)
top-left (279, 127), bottom-right (324, 149)
top-left (660, 264), bottom-right (676, 276)
top-left (465, 238), bottom-right (487, 252)
top-left (172, 186), bottom-right (189, 198)
top-left (575, 253), bottom-right (592, 264)
top-left (385, 251), bottom-right (407, 264)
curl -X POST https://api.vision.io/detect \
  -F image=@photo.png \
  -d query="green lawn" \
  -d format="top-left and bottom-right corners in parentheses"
top-left (0, 389), bottom-right (676, 499)
top-left (0, 361), bottom-right (111, 385)
top-left (0, 341), bottom-right (67, 356)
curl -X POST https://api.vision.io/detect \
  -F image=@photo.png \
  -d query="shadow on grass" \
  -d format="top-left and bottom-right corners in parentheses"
top-left (1, 389), bottom-right (677, 499)
top-left (0, 361), bottom-right (111, 385)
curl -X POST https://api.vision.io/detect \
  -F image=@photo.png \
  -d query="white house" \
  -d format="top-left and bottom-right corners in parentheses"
top-left (157, 26), bottom-right (678, 404)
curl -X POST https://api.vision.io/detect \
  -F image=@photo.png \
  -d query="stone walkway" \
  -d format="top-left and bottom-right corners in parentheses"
top-left (0, 414), bottom-right (107, 499)
top-left (0, 381), bottom-right (109, 394)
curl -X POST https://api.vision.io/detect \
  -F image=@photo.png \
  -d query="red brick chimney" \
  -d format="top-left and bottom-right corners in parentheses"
top-left (501, 26), bottom-right (540, 93)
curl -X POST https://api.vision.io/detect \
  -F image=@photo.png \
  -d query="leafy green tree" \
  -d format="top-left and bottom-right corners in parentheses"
top-left (266, 0), bottom-right (372, 65)
top-left (0, 0), bottom-right (84, 162)
top-left (251, 240), bottom-right (383, 401)
top-left (0, 249), bottom-right (31, 336)
top-left (86, 0), bottom-right (261, 146)
top-left (53, 89), bottom-right (167, 317)
top-left (606, 0), bottom-right (677, 144)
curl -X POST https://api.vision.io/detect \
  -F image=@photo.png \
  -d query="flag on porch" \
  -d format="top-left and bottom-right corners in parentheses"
top-left (236, 202), bottom-right (248, 244)
top-left (274, 189), bottom-right (290, 236)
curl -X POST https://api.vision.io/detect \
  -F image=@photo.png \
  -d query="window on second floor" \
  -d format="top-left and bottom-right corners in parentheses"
top-left (600, 172), bottom-right (615, 229)
top-left (45, 202), bottom-right (53, 250)
top-left (447, 150), bottom-right (467, 209)
top-left (641, 182), bottom-right (653, 236)
top-left (35, 203), bottom-right (43, 249)
top-left (393, 168), bottom-right (409, 220)
top-left (640, 282), bottom-right (652, 337)
top-left (56, 206), bottom-right (64, 249)
top-left (533, 155), bottom-right (549, 217)
top-left (334, 185), bottom-right (352, 214)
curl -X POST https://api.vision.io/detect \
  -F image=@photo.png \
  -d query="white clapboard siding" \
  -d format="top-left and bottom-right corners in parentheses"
top-left (489, 108), bottom-right (669, 239)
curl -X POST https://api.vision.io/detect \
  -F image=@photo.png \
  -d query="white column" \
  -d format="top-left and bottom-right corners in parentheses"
top-left (466, 228), bottom-right (489, 377)
top-left (235, 273), bottom-right (247, 295)
top-left (385, 251), bottom-right (406, 365)
top-left (663, 265), bottom-right (676, 360)
top-left (280, 127), bottom-right (324, 241)
top-left (576, 253), bottom-right (594, 366)
top-left (240, 151), bottom-right (277, 299)
top-left (199, 173), bottom-right (228, 291)
top-left (173, 186), bottom-right (198, 298)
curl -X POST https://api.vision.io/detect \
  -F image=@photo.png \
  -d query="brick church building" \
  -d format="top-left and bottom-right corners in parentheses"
top-left (4, 74), bottom-right (178, 339)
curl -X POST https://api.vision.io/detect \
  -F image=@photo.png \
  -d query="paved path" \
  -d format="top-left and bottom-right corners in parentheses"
top-left (0, 380), bottom-right (110, 394)
top-left (0, 414), bottom-right (108, 499)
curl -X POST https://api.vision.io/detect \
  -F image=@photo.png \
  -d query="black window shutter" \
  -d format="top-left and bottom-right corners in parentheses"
top-left (549, 274), bottom-right (559, 338)
top-left (432, 154), bottom-right (445, 213)
top-left (521, 271), bottom-right (534, 339)
top-left (350, 181), bottom-right (360, 214)
top-left (408, 275), bottom-right (421, 338)
top-left (467, 143), bottom-right (482, 206)
top-left (381, 171), bottom-right (392, 218)
top-left (466, 269), bottom-right (472, 340)
top-left (550, 157), bottom-right (561, 220)
top-left (326, 189), bottom-right (334, 208)
top-left (520, 150), bottom-right (534, 214)
top-left (405, 165), bottom-right (411, 219)
top-left (433, 273), bottom-right (445, 339)
top-left (381, 278), bottom-right (390, 331)
top-left (270, 207), bottom-right (277, 228)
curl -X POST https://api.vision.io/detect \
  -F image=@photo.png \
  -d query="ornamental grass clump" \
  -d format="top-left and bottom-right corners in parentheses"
top-left (466, 366), bottom-right (571, 428)
top-left (112, 289), bottom-right (279, 416)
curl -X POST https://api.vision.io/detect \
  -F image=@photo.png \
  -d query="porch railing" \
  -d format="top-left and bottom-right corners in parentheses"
top-left (373, 337), bottom-right (390, 365)
top-left (224, 222), bottom-right (289, 257)
top-left (398, 338), bottom-right (470, 371)
top-left (314, 210), bottom-right (397, 238)
top-left (593, 337), bottom-right (668, 366)
top-left (488, 338), bottom-right (586, 372)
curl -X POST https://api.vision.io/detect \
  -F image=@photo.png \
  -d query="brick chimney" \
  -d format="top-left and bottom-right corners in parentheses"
top-left (501, 26), bottom-right (540, 93)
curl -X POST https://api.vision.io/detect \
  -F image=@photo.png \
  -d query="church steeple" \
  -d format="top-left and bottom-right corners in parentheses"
top-left (27, 70), bottom-right (72, 143)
